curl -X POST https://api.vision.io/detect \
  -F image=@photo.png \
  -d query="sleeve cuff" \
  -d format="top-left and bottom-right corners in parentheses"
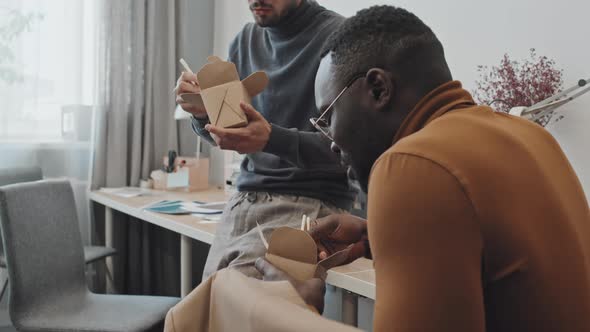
top-left (190, 116), bottom-right (217, 146)
top-left (262, 124), bottom-right (296, 155)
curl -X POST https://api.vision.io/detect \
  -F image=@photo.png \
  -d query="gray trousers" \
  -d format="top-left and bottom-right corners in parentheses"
top-left (203, 191), bottom-right (344, 280)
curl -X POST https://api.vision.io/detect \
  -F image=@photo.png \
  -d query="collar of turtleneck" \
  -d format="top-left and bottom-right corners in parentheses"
top-left (265, 0), bottom-right (325, 39)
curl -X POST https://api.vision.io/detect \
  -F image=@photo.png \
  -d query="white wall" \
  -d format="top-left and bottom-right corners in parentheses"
top-left (213, 0), bottom-right (590, 196)
top-left (213, 1), bottom-right (251, 57)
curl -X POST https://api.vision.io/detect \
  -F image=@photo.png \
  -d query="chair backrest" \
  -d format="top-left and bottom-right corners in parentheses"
top-left (0, 167), bottom-right (43, 257)
top-left (0, 167), bottom-right (43, 186)
top-left (0, 180), bottom-right (87, 315)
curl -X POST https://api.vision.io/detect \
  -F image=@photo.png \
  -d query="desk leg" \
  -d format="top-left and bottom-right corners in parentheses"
top-left (180, 235), bottom-right (193, 297)
top-left (105, 206), bottom-right (115, 294)
top-left (342, 291), bottom-right (358, 327)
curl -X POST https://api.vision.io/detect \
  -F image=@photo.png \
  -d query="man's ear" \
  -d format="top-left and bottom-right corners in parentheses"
top-left (365, 68), bottom-right (394, 111)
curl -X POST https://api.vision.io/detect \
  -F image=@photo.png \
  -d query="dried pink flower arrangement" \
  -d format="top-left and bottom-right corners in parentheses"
top-left (473, 49), bottom-right (564, 125)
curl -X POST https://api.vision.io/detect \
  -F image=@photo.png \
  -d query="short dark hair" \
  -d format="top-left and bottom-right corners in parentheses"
top-left (321, 5), bottom-right (451, 91)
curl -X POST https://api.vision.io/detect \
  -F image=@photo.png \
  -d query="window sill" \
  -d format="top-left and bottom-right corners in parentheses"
top-left (0, 140), bottom-right (91, 150)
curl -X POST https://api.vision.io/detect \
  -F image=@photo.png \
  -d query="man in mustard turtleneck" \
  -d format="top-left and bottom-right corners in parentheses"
top-left (165, 5), bottom-right (590, 332)
top-left (255, 5), bottom-right (590, 332)
top-left (294, 6), bottom-right (590, 332)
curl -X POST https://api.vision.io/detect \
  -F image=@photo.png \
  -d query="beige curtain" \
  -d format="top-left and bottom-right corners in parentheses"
top-left (90, 0), bottom-right (215, 295)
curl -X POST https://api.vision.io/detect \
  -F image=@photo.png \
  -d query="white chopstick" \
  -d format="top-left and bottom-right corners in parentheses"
top-left (256, 221), bottom-right (269, 249)
top-left (179, 58), bottom-right (193, 74)
top-left (174, 58), bottom-right (196, 92)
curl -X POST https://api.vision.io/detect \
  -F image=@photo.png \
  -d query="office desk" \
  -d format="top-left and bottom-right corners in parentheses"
top-left (89, 188), bottom-right (375, 325)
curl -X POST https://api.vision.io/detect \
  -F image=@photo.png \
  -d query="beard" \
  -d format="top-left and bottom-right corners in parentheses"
top-left (250, 0), bottom-right (299, 27)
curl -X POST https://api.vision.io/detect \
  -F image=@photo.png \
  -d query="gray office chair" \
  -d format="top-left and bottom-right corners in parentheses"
top-left (0, 167), bottom-right (117, 300)
top-left (0, 180), bottom-right (179, 331)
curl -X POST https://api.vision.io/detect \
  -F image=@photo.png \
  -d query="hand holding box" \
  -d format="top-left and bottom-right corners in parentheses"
top-left (180, 56), bottom-right (269, 128)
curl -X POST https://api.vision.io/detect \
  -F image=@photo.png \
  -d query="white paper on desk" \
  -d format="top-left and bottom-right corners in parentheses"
top-left (193, 214), bottom-right (221, 223)
top-left (167, 168), bottom-right (189, 188)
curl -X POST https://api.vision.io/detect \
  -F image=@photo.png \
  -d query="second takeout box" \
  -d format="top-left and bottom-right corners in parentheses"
top-left (264, 227), bottom-right (349, 281)
top-left (181, 56), bottom-right (269, 128)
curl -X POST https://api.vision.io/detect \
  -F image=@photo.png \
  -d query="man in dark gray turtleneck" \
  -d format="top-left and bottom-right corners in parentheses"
top-left (175, 0), bottom-right (355, 279)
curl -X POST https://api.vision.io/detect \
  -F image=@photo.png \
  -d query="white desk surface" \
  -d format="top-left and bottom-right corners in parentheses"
top-left (89, 188), bottom-right (376, 299)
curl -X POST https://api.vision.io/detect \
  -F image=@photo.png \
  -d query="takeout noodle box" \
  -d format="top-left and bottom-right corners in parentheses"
top-left (181, 56), bottom-right (269, 128)
top-left (265, 227), bottom-right (349, 281)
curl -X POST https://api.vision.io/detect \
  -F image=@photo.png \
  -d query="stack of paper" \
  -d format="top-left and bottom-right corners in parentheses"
top-left (144, 200), bottom-right (224, 217)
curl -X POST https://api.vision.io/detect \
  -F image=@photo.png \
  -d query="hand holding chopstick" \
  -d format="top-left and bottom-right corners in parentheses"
top-left (308, 213), bottom-right (369, 264)
top-left (174, 58), bottom-right (207, 118)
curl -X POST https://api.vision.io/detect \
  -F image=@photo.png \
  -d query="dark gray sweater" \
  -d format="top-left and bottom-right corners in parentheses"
top-left (192, 1), bottom-right (355, 209)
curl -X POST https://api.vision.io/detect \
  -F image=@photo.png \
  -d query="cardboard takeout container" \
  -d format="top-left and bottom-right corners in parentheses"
top-left (181, 56), bottom-right (268, 128)
top-left (264, 227), bottom-right (349, 281)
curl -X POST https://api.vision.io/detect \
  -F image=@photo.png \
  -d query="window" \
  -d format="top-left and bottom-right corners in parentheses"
top-left (0, 0), bottom-right (96, 141)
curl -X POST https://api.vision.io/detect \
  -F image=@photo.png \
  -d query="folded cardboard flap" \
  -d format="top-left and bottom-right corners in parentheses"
top-left (180, 93), bottom-right (205, 109)
top-left (202, 82), bottom-right (248, 128)
top-left (179, 56), bottom-right (269, 129)
top-left (242, 71), bottom-right (269, 97)
top-left (263, 226), bottom-right (350, 282)
top-left (266, 253), bottom-right (324, 281)
top-left (268, 227), bottom-right (316, 264)
top-left (197, 60), bottom-right (240, 90)
top-left (206, 55), bottom-right (223, 63)
top-left (317, 249), bottom-right (349, 270)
